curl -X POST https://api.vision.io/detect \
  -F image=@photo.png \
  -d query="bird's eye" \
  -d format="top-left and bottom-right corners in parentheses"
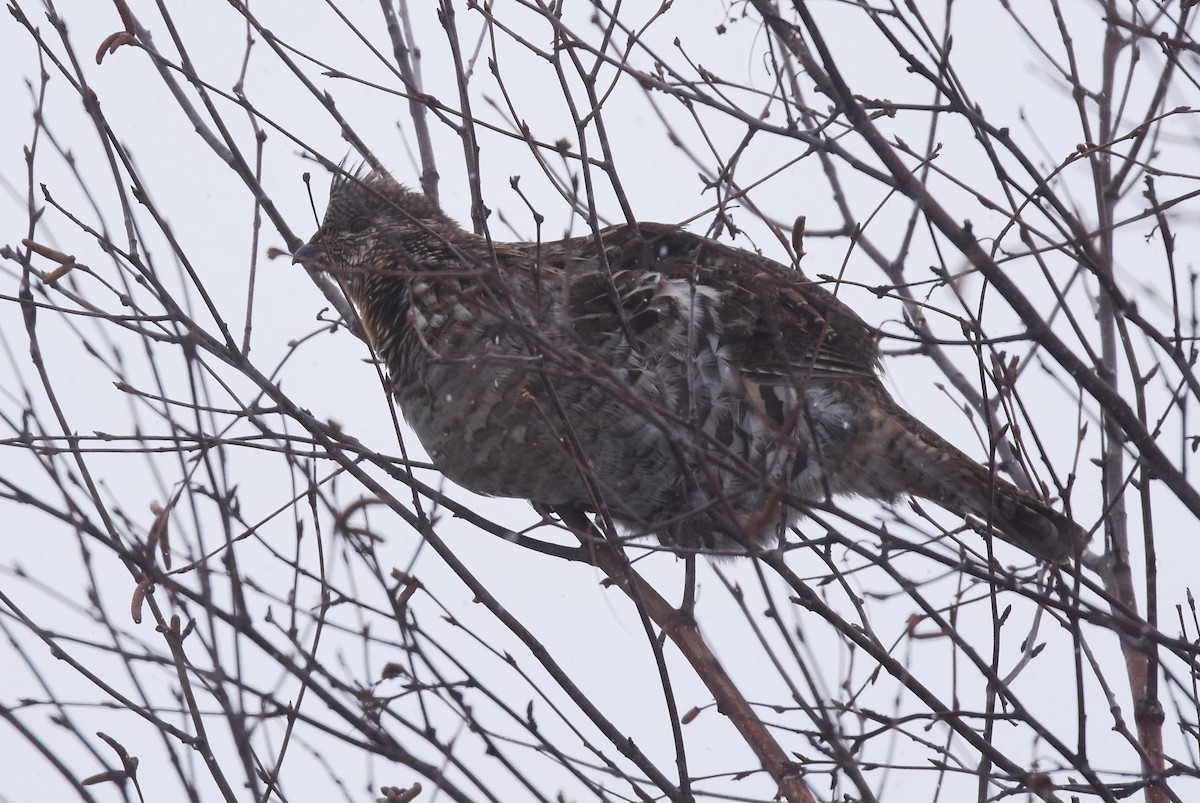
top-left (349, 217), bottom-right (371, 234)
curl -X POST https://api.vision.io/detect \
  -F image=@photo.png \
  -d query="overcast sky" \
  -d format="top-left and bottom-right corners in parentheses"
top-left (2, 2), bottom-right (1197, 802)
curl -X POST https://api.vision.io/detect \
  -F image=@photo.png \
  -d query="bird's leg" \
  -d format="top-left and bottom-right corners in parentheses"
top-left (681, 554), bottom-right (698, 618)
top-left (550, 504), bottom-right (609, 566)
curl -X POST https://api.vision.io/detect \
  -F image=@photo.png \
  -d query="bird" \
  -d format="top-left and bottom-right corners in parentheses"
top-left (293, 168), bottom-right (1085, 562)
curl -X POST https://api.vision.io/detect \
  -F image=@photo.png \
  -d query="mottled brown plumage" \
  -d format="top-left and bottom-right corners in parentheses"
top-left (294, 169), bottom-right (1084, 561)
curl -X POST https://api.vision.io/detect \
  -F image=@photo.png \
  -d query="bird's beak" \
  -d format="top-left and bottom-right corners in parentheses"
top-left (292, 241), bottom-right (326, 268)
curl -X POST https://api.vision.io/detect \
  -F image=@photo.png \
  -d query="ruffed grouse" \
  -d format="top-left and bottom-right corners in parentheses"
top-left (294, 169), bottom-right (1083, 561)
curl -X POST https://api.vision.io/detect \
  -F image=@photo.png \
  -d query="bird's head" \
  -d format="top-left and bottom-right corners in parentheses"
top-left (293, 168), bottom-right (453, 298)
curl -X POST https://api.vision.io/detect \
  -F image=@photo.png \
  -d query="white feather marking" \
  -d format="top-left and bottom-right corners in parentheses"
top-left (654, 278), bottom-right (722, 309)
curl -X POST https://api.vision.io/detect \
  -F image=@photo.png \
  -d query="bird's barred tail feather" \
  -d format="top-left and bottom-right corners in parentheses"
top-left (876, 410), bottom-right (1084, 562)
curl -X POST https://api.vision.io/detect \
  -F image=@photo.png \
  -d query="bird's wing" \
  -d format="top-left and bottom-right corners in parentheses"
top-left (568, 222), bottom-right (882, 384)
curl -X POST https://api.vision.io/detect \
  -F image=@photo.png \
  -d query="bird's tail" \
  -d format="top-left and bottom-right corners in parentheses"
top-left (870, 408), bottom-right (1085, 562)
